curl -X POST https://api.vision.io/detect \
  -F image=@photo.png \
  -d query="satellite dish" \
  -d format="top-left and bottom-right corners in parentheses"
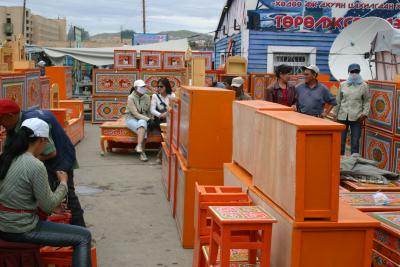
top-left (329, 17), bottom-right (393, 81)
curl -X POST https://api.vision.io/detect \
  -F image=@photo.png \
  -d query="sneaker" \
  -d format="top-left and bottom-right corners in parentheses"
top-left (139, 152), bottom-right (148, 162)
top-left (135, 144), bottom-right (143, 153)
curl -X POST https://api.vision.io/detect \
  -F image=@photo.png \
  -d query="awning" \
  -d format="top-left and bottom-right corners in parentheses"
top-left (43, 38), bottom-right (189, 66)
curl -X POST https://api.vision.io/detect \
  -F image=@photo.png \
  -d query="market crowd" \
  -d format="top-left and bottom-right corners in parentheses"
top-left (0, 62), bottom-right (369, 266)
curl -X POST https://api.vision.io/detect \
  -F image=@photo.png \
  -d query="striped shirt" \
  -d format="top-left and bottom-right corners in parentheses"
top-left (0, 153), bottom-right (67, 233)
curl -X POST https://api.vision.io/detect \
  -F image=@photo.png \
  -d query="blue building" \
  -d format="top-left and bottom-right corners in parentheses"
top-left (214, 0), bottom-right (400, 76)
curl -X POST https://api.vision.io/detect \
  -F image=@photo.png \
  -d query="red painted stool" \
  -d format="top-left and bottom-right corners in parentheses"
top-left (40, 246), bottom-right (97, 267)
top-left (0, 240), bottom-right (43, 267)
top-left (193, 184), bottom-right (252, 267)
top-left (207, 206), bottom-right (276, 267)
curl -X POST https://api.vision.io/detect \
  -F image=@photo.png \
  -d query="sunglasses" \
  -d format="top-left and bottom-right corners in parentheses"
top-left (158, 86), bottom-right (165, 88)
top-left (350, 70), bottom-right (360, 74)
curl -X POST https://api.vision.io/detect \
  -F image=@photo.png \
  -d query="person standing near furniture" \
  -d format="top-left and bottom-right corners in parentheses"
top-left (126, 79), bottom-right (152, 162)
top-left (0, 100), bottom-right (86, 227)
top-left (266, 64), bottom-right (296, 107)
top-left (296, 65), bottom-right (337, 117)
top-left (231, 77), bottom-right (252, 100)
top-left (333, 63), bottom-right (371, 155)
top-left (0, 118), bottom-right (92, 267)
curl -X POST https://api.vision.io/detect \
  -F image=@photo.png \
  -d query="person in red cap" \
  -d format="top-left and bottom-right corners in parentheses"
top-left (0, 99), bottom-right (86, 227)
top-left (0, 99), bottom-right (21, 131)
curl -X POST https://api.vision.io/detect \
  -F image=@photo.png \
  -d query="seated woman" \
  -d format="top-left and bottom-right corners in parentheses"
top-left (266, 64), bottom-right (296, 107)
top-left (126, 79), bottom-right (152, 162)
top-left (0, 118), bottom-right (91, 267)
top-left (150, 78), bottom-right (175, 128)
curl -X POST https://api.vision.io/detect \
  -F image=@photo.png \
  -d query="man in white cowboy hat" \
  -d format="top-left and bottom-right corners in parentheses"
top-left (296, 64), bottom-right (337, 118)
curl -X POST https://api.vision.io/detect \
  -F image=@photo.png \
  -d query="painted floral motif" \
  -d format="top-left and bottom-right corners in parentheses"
top-left (211, 206), bottom-right (271, 221)
top-left (93, 99), bottom-right (126, 123)
top-left (364, 129), bottom-right (392, 171)
top-left (339, 193), bottom-right (400, 207)
top-left (94, 72), bottom-right (138, 95)
top-left (367, 82), bottom-right (396, 132)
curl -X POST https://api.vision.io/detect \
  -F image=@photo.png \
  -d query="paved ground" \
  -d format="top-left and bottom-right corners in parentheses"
top-left (74, 122), bottom-right (193, 267)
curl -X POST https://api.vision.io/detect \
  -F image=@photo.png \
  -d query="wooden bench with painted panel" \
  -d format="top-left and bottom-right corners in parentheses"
top-left (99, 118), bottom-right (162, 156)
top-left (233, 100), bottom-right (292, 176)
top-left (341, 180), bottom-right (400, 192)
top-left (254, 111), bottom-right (344, 221)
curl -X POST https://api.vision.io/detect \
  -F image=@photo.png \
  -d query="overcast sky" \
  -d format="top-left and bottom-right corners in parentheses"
top-left (1, 0), bottom-right (225, 34)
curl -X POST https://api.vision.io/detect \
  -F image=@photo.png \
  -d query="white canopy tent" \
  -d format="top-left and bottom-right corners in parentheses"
top-left (43, 38), bottom-right (189, 66)
top-left (372, 28), bottom-right (400, 81)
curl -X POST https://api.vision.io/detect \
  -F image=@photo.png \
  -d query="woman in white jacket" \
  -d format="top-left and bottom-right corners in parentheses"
top-left (150, 78), bottom-right (175, 128)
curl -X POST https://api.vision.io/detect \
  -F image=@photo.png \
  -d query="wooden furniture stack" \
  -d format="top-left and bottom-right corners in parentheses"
top-left (173, 86), bottom-right (234, 248)
top-left (224, 101), bottom-right (381, 266)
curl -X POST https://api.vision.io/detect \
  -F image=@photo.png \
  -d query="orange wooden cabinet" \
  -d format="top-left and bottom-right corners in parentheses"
top-left (161, 142), bottom-right (171, 201)
top-left (224, 162), bottom-right (378, 267)
top-left (254, 111), bottom-right (344, 221)
top-left (170, 146), bottom-right (178, 217)
top-left (179, 86), bottom-right (235, 169)
top-left (171, 98), bottom-right (181, 151)
top-left (45, 66), bottom-right (73, 100)
top-left (166, 106), bottom-right (173, 152)
top-left (233, 100), bottom-right (292, 176)
top-left (175, 152), bottom-right (224, 248)
top-left (369, 211), bottom-right (400, 266)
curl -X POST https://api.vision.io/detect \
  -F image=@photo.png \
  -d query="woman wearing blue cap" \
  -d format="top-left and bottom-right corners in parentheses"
top-left (333, 63), bottom-right (371, 155)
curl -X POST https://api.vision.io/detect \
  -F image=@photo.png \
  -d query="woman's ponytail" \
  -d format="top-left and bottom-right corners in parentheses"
top-left (0, 127), bottom-right (38, 180)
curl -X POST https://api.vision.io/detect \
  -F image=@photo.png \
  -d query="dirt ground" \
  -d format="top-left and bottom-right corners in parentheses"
top-left (73, 122), bottom-right (192, 267)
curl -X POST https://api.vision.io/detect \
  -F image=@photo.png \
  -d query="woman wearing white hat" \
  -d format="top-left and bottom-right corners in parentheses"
top-left (126, 80), bottom-right (153, 161)
top-left (0, 118), bottom-right (92, 266)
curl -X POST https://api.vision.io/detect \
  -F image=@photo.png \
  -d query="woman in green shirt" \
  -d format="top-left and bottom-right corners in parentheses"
top-left (0, 118), bottom-right (91, 267)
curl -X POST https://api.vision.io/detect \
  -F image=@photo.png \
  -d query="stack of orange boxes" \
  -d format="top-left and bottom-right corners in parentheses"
top-left (224, 102), bottom-right (380, 267)
top-left (161, 100), bottom-right (175, 201)
top-left (173, 86), bottom-right (235, 248)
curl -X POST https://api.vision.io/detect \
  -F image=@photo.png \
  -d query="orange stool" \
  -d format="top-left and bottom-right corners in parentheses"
top-left (208, 206), bottom-right (276, 267)
top-left (40, 246), bottom-right (97, 267)
top-left (193, 184), bottom-right (252, 267)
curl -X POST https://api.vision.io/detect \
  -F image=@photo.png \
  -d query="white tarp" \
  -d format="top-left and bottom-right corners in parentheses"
top-left (372, 28), bottom-right (400, 80)
top-left (43, 38), bottom-right (189, 66)
top-left (372, 28), bottom-right (400, 55)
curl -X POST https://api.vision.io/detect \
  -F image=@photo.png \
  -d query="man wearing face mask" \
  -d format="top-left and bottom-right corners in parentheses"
top-left (333, 63), bottom-right (371, 155)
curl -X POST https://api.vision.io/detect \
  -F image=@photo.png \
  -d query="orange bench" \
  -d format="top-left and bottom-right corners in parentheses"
top-left (99, 117), bottom-right (162, 156)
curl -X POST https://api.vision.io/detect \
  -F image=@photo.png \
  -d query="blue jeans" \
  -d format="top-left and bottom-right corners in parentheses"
top-left (339, 119), bottom-right (362, 155)
top-left (0, 220), bottom-right (92, 267)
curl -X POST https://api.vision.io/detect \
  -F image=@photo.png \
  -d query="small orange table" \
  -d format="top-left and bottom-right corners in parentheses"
top-left (208, 206), bottom-right (276, 267)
